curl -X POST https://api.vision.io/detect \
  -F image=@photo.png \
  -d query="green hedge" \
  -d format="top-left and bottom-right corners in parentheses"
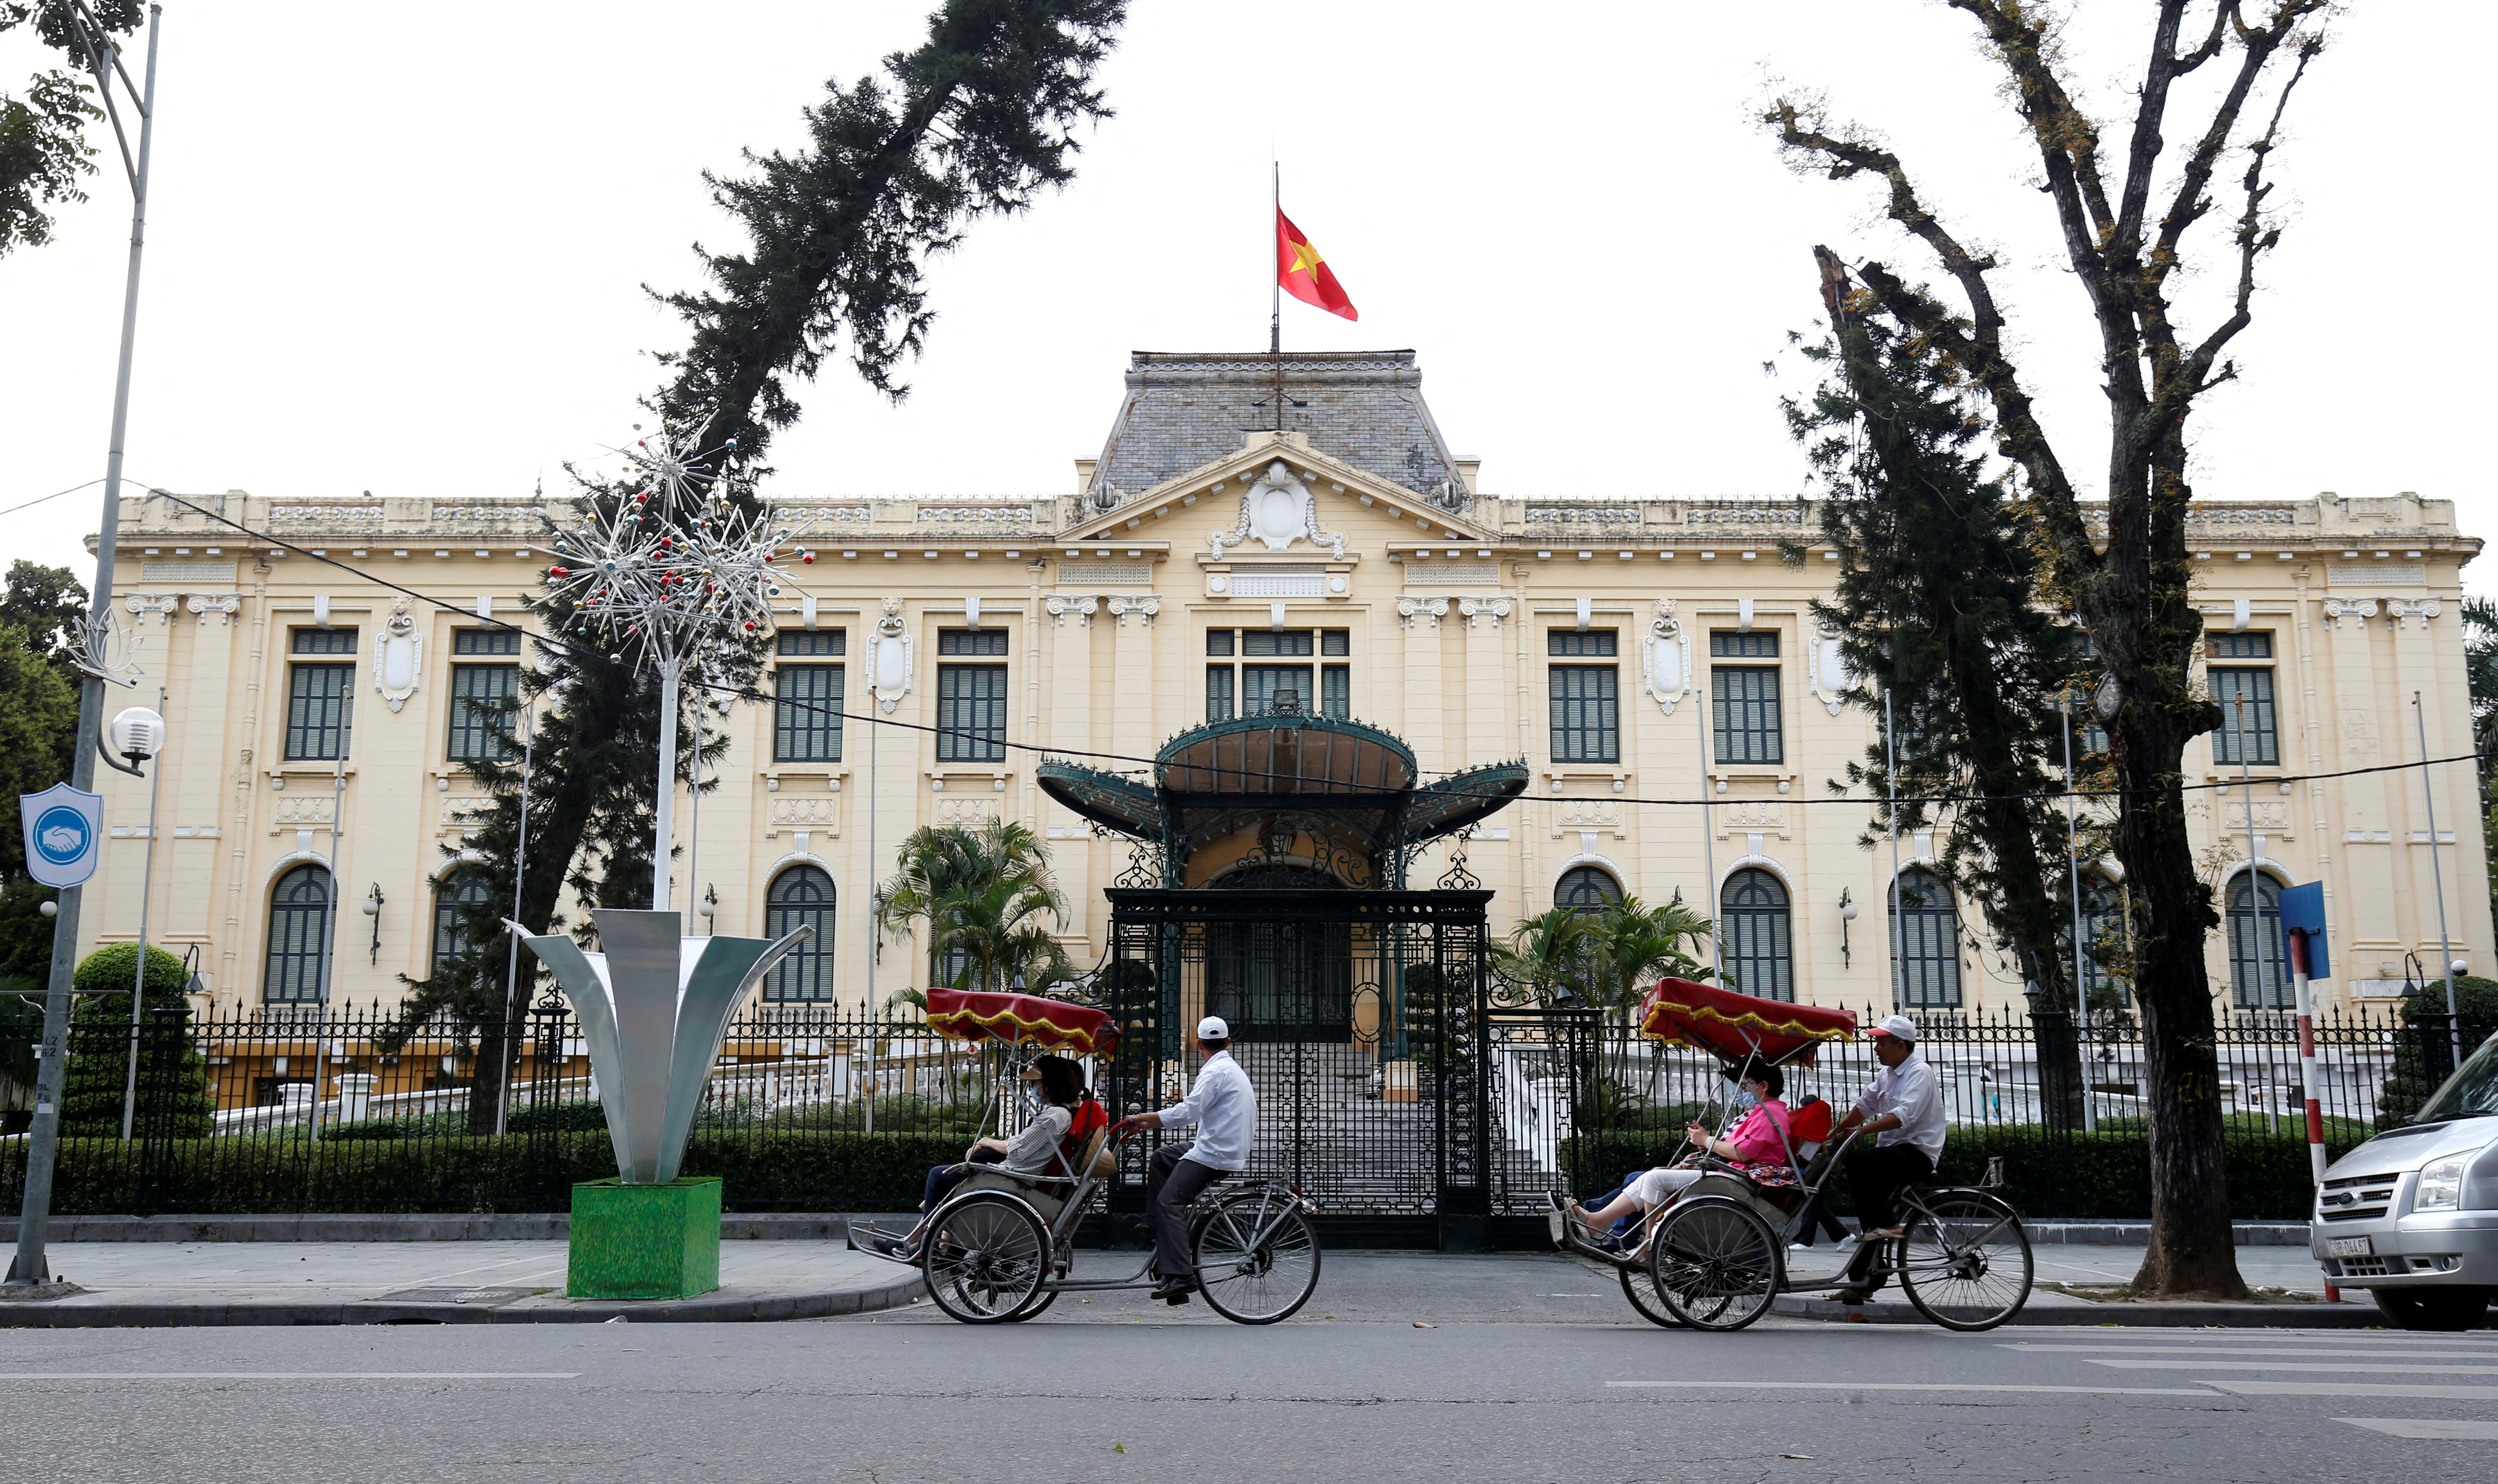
top-left (1560, 1124), bottom-right (2370, 1221)
top-left (0, 1130), bottom-right (968, 1216)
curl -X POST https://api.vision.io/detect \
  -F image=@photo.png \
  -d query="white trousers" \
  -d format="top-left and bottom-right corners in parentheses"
top-left (1627, 1166), bottom-right (1705, 1209)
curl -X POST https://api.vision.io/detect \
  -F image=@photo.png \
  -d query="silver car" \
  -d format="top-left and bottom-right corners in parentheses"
top-left (2312, 1029), bottom-right (2498, 1330)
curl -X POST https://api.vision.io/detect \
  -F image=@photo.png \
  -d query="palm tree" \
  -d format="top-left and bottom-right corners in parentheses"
top-left (1584, 896), bottom-right (1714, 1018)
top-left (876, 819), bottom-right (1068, 1007)
top-left (1488, 905), bottom-right (1600, 1006)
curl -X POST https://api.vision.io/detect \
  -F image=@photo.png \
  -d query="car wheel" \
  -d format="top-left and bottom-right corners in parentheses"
top-left (2372, 1286), bottom-right (2495, 1332)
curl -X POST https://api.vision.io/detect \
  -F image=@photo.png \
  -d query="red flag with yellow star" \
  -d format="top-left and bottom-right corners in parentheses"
top-left (1276, 207), bottom-right (1358, 321)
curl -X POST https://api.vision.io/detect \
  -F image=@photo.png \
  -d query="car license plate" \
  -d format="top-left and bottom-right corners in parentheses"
top-left (2328, 1236), bottom-right (2373, 1257)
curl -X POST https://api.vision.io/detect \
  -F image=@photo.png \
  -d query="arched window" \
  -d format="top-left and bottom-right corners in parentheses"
top-left (1720, 868), bottom-right (1794, 1003)
top-left (431, 873), bottom-right (493, 975)
top-left (2077, 877), bottom-right (2128, 1009)
top-left (264, 865), bottom-right (333, 1004)
top-left (765, 866), bottom-right (836, 1002)
top-left (1890, 867), bottom-right (1962, 1009)
top-left (2227, 871), bottom-right (2290, 1010)
top-left (1556, 866), bottom-right (1622, 916)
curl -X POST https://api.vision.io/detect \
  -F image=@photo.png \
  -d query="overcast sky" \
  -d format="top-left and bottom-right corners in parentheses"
top-left (3, 1), bottom-right (2488, 592)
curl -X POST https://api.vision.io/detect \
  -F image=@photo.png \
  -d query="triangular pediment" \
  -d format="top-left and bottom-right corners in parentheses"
top-left (1064, 431), bottom-right (1492, 551)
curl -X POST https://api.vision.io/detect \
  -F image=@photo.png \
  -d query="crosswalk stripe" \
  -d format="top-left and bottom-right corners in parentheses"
top-left (2085, 1360), bottom-right (2498, 1375)
top-left (2335, 1418), bottom-right (2498, 1439)
top-left (2006, 1345), bottom-right (2498, 1361)
top-left (1607, 1381), bottom-right (2220, 1398)
top-left (2206, 1381), bottom-right (2498, 1400)
top-left (0, 1373), bottom-right (581, 1381)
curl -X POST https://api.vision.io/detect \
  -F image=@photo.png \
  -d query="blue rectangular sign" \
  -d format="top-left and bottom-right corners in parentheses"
top-left (2278, 880), bottom-right (2329, 979)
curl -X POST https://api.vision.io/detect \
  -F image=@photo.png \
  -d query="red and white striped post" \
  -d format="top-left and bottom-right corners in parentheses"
top-left (2285, 929), bottom-right (2335, 1302)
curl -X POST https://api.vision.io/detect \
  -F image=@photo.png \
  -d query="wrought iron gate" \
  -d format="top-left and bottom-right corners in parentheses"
top-left (1099, 887), bottom-right (1495, 1246)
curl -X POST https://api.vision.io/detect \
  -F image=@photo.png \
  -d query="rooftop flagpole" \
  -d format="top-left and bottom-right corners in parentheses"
top-left (1271, 159), bottom-right (1283, 432)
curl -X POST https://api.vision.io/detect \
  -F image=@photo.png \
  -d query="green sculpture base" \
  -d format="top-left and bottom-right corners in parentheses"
top-left (567, 1177), bottom-right (722, 1300)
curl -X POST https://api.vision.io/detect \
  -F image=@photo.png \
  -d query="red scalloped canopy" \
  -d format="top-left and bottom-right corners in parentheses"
top-left (924, 987), bottom-right (1119, 1057)
top-left (1637, 978), bottom-right (1858, 1065)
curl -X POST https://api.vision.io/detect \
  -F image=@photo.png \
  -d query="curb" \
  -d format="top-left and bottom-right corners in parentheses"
top-left (0, 1269), bottom-right (927, 1328)
top-left (1771, 1293), bottom-right (2380, 1328)
top-left (0, 1213), bottom-right (921, 1244)
top-left (2023, 1221), bottom-right (2308, 1247)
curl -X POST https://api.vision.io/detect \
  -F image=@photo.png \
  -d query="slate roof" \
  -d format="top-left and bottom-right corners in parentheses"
top-left (1086, 351), bottom-right (1465, 505)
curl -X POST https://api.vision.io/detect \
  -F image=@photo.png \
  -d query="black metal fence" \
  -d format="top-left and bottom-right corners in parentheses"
top-left (2, 988), bottom-right (2485, 1223)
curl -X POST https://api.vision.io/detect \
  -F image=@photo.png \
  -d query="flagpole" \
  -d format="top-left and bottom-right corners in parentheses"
top-left (1271, 159), bottom-right (1283, 433)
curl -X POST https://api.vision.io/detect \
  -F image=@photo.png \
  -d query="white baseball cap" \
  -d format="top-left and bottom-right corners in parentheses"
top-left (1197, 1015), bottom-right (1230, 1040)
top-left (1868, 1013), bottom-right (1919, 1043)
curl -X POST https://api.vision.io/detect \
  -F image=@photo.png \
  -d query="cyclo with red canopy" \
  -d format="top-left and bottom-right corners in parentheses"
top-left (1551, 978), bottom-right (2033, 1332)
top-left (849, 986), bottom-right (1322, 1324)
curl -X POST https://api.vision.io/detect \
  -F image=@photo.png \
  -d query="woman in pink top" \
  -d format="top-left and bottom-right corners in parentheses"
top-left (1559, 1065), bottom-right (1792, 1245)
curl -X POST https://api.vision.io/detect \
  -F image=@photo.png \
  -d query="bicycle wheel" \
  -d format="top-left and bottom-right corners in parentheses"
top-left (1898, 1193), bottom-right (2033, 1332)
top-left (921, 1193), bottom-right (1049, 1324)
top-left (1004, 1288), bottom-right (1059, 1321)
top-left (1192, 1189), bottom-right (1322, 1325)
top-left (1649, 1197), bottom-right (1782, 1333)
top-left (1619, 1262), bottom-right (1685, 1328)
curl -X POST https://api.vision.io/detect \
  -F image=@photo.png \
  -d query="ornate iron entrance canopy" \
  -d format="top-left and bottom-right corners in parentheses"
top-left (1036, 705), bottom-right (1527, 887)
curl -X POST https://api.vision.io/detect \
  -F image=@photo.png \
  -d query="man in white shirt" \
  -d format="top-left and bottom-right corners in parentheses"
top-left (1117, 1015), bottom-right (1257, 1304)
top-left (1830, 1014), bottom-right (1946, 1301)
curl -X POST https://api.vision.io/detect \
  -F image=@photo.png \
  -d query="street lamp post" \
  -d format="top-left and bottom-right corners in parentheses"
top-left (8, 2), bottom-right (165, 1290)
top-left (112, 700), bottom-right (167, 1143)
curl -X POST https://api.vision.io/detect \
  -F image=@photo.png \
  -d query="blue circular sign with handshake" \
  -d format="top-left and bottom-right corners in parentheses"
top-left (19, 783), bottom-right (103, 888)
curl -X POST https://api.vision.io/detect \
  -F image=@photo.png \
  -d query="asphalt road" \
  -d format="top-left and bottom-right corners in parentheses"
top-left (6, 1252), bottom-right (2492, 1483)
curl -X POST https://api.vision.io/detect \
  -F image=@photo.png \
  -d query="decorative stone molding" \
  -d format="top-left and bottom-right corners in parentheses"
top-left (1456, 595), bottom-right (1512, 631)
top-left (123, 592), bottom-right (180, 625)
top-left (869, 598), bottom-right (913, 713)
top-left (1641, 599), bottom-right (1690, 715)
top-left (914, 504), bottom-right (1035, 525)
top-left (1522, 504), bottom-right (1641, 526)
top-left (933, 795), bottom-right (1001, 829)
top-left (1395, 595), bottom-right (1448, 630)
top-left (1552, 797), bottom-right (1623, 838)
top-left (1684, 503), bottom-right (1805, 526)
top-left (2386, 597), bottom-right (2442, 630)
top-left (767, 796), bottom-right (842, 837)
top-left (374, 598), bottom-right (423, 713)
top-left (1807, 622), bottom-right (1850, 716)
top-left (441, 796), bottom-right (488, 836)
top-left (272, 794), bottom-right (336, 830)
top-left (271, 503), bottom-right (385, 524)
top-left (1210, 461), bottom-right (1346, 560)
top-left (1043, 593), bottom-right (1101, 628)
top-left (1716, 800), bottom-right (1789, 838)
top-left (2223, 799), bottom-right (2291, 835)
top-left (427, 504), bottom-right (546, 525)
top-left (2321, 597), bottom-right (2379, 630)
top-left (186, 592), bottom-right (241, 626)
top-left (1105, 594), bottom-right (1161, 628)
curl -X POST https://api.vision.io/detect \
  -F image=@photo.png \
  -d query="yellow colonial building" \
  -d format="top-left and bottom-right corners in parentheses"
top-left (77, 349), bottom-right (2492, 1026)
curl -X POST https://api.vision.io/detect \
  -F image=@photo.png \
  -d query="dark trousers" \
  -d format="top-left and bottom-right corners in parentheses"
top-left (1842, 1144), bottom-right (1934, 1290)
top-left (1146, 1143), bottom-right (1229, 1281)
top-left (920, 1147), bottom-right (1004, 1215)
top-left (1794, 1191), bottom-right (1850, 1245)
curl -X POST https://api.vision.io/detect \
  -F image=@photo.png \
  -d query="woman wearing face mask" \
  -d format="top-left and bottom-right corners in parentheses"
top-left (1550, 1064), bottom-right (1791, 1254)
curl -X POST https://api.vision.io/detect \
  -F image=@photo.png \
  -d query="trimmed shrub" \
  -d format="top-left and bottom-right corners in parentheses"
top-left (60, 944), bottom-right (211, 1138)
top-left (0, 1130), bottom-right (969, 1216)
top-left (1559, 1124), bottom-right (2369, 1221)
top-left (2377, 976), bottom-right (2498, 1127)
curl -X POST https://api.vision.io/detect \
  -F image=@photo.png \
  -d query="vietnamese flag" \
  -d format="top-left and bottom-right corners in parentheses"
top-left (1276, 207), bottom-right (1358, 321)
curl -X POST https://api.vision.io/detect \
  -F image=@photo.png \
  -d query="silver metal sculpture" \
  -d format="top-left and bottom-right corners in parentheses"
top-left (514, 909), bottom-right (809, 1183)
top-left (512, 416), bottom-right (820, 1183)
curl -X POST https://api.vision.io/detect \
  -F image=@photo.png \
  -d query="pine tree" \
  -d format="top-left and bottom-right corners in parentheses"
top-left (400, 2), bottom-right (1127, 1132)
top-left (1786, 262), bottom-right (2090, 1128)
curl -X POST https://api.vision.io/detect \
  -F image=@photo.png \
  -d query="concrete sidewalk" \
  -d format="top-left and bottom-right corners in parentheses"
top-left (1768, 1234), bottom-right (2388, 1327)
top-left (0, 1239), bottom-right (924, 1327)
